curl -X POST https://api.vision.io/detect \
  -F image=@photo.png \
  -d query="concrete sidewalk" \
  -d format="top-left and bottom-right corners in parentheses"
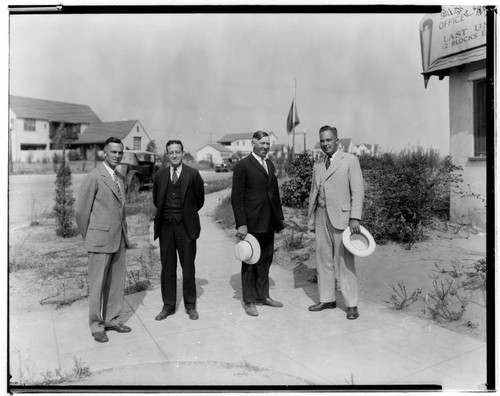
top-left (9, 191), bottom-right (487, 389)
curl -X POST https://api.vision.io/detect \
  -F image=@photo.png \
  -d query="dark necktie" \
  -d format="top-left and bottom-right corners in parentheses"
top-left (325, 155), bottom-right (332, 170)
top-left (172, 168), bottom-right (178, 184)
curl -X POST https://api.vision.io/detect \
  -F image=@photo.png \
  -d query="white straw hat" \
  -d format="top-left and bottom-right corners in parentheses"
top-left (234, 234), bottom-right (261, 265)
top-left (342, 225), bottom-right (376, 257)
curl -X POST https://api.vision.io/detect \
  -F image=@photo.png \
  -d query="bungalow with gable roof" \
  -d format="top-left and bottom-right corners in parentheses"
top-left (9, 95), bottom-right (101, 162)
top-left (74, 120), bottom-right (152, 160)
top-left (196, 143), bottom-right (233, 165)
top-left (217, 132), bottom-right (278, 156)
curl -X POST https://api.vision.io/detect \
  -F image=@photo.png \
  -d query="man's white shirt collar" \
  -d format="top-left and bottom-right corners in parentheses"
top-left (251, 152), bottom-right (267, 162)
top-left (171, 164), bottom-right (183, 178)
top-left (103, 161), bottom-right (116, 178)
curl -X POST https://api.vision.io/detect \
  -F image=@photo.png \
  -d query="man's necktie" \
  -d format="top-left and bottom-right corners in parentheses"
top-left (113, 172), bottom-right (122, 205)
top-left (261, 158), bottom-right (268, 174)
top-left (172, 168), bottom-right (178, 184)
top-left (325, 155), bottom-right (331, 170)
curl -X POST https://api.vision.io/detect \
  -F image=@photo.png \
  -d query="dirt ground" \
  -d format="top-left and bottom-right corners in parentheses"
top-left (274, 207), bottom-right (487, 342)
top-left (9, 205), bottom-right (487, 343)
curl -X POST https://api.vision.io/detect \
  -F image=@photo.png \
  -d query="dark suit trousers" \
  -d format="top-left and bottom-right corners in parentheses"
top-left (241, 232), bottom-right (274, 303)
top-left (159, 220), bottom-right (197, 310)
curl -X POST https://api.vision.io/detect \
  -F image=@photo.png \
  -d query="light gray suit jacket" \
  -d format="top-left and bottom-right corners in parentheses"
top-left (307, 151), bottom-right (364, 231)
top-left (75, 163), bottom-right (130, 253)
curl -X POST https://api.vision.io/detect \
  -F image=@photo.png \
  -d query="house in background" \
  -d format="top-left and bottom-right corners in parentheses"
top-left (216, 132), bottom-right (278, 156)
top-left (196, 143), bottom-right (233, 165)
top-left (74, 120), bottom-right (152, 160)
top-left (269, 143), bottom-right (289, 159)
top-left (419, 7), bottom-right (487, 227)
top-left (9, 95), bottom-right (101, 162)
top-left (312, 139), bottom-right (378, 160)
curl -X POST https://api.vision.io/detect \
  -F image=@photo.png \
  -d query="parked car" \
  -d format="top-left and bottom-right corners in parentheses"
top-left (116, 150), bottom-right (163, 196)
top-left (215, 163), bottom-right (230, 173)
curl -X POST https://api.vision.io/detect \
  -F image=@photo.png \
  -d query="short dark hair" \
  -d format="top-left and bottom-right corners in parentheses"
top-left (252, 130), bottom-right (269, 140)
top-left (319, 125), bottom-right (338, 138)
top-left (104, 137), bottom-right (124, 147)
top-left (166, 139), bottom-right (184, 152)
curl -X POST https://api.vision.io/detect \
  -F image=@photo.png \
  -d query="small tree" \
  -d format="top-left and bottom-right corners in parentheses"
top-left (146, 139), bottom-right (157, 153)
top-left (53, 152), bottom-right (76, 237)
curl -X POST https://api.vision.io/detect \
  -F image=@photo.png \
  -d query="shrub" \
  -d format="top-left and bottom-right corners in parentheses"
top-left (280, 152), bottom-right (314, 208)
top-left (424, 275), bottom-right (467, 322)
top-left (67, 150), bottom-right (81, 161)
top-left (385, 281), bottom-right (422, 310)
top-left (53, 155), bottom-right (76, 237)
top-left (359, 148), bottom-right (462, 246)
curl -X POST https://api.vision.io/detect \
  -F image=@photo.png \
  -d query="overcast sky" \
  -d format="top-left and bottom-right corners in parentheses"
top-left (9, 11), bottom-right (450, 155)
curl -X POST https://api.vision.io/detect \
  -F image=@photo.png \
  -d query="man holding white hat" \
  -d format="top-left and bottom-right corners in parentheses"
top-left (231, 130), bottom-right (285, 317)
top-left (307, 125), bottom-right (365, 320)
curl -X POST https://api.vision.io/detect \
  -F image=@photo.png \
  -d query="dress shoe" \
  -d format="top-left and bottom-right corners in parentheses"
top-left (186, 308), bottom-right (199, 320)
top-left (155, 308), bottom-right (175, 321)
top-left (256, 297), bottom-right (284, 307)
top-left (346, 307), bottom-right (359, 320)
top-left (244, 303), bottom-right (259, 317)
top-left (105, 323), bottom-right (132, 333)
top-left (308, 301), bottom-right (337, 312)
top-left (92, 331), bottom-right (109, 343)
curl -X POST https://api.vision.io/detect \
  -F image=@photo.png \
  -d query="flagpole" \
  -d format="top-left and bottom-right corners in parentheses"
top-left (292, 78), bottom-right (296, 158)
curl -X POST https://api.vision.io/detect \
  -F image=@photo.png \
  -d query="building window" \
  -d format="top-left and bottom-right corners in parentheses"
top-left (20, 144), bottom-right (46, 150)
top-left (24, 119), bottom-right (36, 131)
top-left (136, 126), bottom-right (139, 132)
top-left (474, 79), bottom-right (487, 157)
top-left (133, 136), bottom-right (141, 150)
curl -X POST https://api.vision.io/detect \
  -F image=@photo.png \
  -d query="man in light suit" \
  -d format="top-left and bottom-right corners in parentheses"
top-left (231, 130), bottom-right (285, 317)
top-left (153, 140), bottom-right (205, 321)
top-left (75, 137), bottom-right (131, 343)
top-left (307, 125), bottom-right (364, 320)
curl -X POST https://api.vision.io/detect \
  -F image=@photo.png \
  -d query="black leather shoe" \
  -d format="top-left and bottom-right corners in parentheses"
top-left (186, 308), bottom-right (199, 320)
top-left (346, 307), bottom-right (359, 320)
top-left (155, 308), bottom-right (175, 321)
top-left (105, 323), bottom-right (132, 333)
top-left (244, 303), bottom-right (259, 317)
top-left (308, 301), bottom-right (337, 312)
top-left (256, 297), bottom-right (284, 307)
top-left (92, 331), bottom-right (109, 343)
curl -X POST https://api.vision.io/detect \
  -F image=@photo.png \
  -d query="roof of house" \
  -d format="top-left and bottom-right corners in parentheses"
top-left (198, 143), bottom-right (233, 153)
top-left (10, 95), bottom-right (101, 124)
top-left (218, 131), bottom-right (277, 143)
top-left (75, 120), bottom-right (139, 144)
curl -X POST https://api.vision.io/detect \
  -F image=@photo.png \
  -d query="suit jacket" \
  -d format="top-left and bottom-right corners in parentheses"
top-left (307, 151), bottom-right (364, 231)
top-left (231, 154), bottom-right (284, 233)
top-left (75, 163), bottom-right (130, 253)
top-left (153, 164), bottom-right (205, 241)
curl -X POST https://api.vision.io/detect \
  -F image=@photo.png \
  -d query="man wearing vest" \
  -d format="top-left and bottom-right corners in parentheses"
top-left (153, 140), bottom-right (205, 321)
top-left (307, 125), bottom-right (365, 320)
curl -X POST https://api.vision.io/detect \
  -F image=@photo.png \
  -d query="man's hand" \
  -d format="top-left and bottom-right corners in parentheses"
top-left (236, 225), bottom-right (248, 240)
top-left (349, 219), bottom-right (360, 234)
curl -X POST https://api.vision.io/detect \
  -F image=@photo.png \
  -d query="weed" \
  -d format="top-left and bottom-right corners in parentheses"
top-left (385, 281), bottom-right (422, 310)
top-left (125, 243), bottom-right (160, 295)
top-left (283, 230), bottom-right (306, 251)
top-left (425, 275), bottom-right (467, 322)
top-left (345, 373), bottom-right (355, 385)
top-left (433, 262), bottom-right (464, 278)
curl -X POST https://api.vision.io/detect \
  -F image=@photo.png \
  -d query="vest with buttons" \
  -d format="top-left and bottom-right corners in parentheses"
top-left (163, 178), bottom-right (183, 222)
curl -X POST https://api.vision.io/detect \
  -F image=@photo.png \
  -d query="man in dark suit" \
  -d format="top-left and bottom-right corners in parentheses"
top-left (231, 130), bottom-right (285, 317)
top-left (75, 137), bottom-right (131, 343)
top-left (153, 140), bottom-right (205, 321)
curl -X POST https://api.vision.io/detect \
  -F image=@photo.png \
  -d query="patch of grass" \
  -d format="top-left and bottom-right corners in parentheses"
top-left (126, 191), bottom-right (156, 219)
top-left (11, 351), bottom-right (90, 386)
top-left (385, 281), bottom-right (422, 310)
top-left (212, 194), bottom-right (234, 228)
top-left (204, 177), bottom-right (232, 194)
